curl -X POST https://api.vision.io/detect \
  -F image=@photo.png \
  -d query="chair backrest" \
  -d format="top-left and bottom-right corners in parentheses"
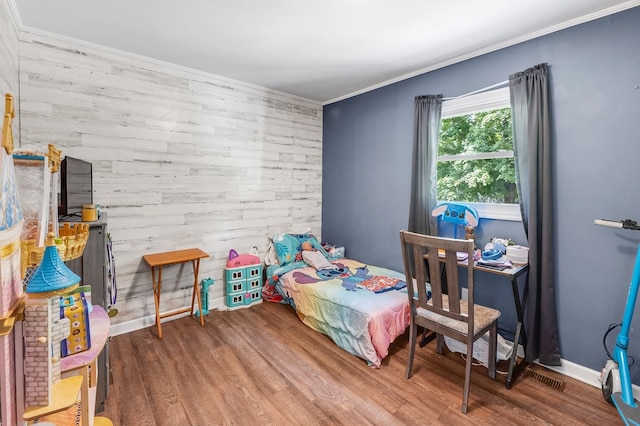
top-left (400, 230), bottom-right (475, 326)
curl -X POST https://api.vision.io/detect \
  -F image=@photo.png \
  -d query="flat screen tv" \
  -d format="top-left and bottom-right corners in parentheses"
top-left (58, 156), bottom-right (93, 218)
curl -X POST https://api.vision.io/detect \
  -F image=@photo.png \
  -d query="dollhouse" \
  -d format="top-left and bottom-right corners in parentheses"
top-left (0, 93), bottom-right (111, 425)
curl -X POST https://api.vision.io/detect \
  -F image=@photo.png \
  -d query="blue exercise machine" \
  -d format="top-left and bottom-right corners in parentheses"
top-left (596, 218), bottom-right (640, 426)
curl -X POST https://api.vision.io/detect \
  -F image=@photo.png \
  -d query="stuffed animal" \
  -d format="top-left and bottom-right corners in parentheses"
top-left (465, 225), bottom-right (476, 244)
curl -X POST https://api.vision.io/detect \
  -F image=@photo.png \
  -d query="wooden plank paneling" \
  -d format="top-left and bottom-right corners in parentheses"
top-left (0, 4), bottom-right (21, 426)
top-left (18, 32), bottom-right (323, 326)
top-left (0, 0), bottom-right (20, 139)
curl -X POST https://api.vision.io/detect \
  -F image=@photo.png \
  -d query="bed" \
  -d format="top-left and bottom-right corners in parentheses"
top-left (262, 233), bottom-right (411, 368)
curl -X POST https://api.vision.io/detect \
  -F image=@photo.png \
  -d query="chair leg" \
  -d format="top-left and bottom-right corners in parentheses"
top-left (462, 339), bottom-right (474, 414)
top-left (488, 323), bottom-right (498, 380)
top-left (405, 319), bottom-right (416, 379)
top-left (436, 334), bottom-right (444, 355)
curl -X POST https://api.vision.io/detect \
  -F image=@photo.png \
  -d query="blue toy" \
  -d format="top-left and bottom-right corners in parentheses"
top-left (195, 277), bottom-right (214, 317)
top-left (596, 218), bottom-right (640, 425)
top-left (432, 202), bottom-right (479, 238)
top-left (481, 249), bottom-right (502, 261)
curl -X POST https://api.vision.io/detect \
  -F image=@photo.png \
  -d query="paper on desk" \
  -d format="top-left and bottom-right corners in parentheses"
top-left (437, 250), bottom-right (468, 261)
top-left (477, 256), bottom-right (512, 268)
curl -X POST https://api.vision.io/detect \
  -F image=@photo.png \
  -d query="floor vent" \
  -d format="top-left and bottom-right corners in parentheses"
top-left (523, 368), bottom-right (566, 392)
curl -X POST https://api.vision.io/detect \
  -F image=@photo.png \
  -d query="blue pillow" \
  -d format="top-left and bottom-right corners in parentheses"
top-left (271, 233), bottom-right (329, 266)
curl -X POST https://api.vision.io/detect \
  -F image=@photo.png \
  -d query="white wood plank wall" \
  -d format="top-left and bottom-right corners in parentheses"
top-left (0, 3), bottom-right (21, 425)
top-left (0, 0), bottom-right (20, 135)
top-left (17, 32), bottom-right (323, 330)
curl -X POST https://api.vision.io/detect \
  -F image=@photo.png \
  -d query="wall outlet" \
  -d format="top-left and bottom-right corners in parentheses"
top-left (461, 287), bottom-right (468, 301)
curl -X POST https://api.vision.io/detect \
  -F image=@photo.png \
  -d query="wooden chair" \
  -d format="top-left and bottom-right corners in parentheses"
top-left (399, 230), bottom-right (501, 414)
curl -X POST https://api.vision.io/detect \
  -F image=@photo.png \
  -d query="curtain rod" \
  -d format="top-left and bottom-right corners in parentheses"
top-left (443, 80), bottom-right (509, 101)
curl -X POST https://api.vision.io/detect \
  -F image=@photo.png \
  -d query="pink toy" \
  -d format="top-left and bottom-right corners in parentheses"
top-left (226, 249), bottom-right (260, 268)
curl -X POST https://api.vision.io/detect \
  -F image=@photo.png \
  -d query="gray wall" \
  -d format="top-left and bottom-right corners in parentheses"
top-left (323, 7), bottom-right (640, 381)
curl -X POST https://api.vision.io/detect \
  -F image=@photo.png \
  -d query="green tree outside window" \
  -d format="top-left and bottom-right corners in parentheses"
top-left (437, 107), bottom-right (518, 204)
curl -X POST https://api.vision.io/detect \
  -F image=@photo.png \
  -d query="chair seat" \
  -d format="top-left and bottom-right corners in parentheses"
top-left (416, 294), bottom-right (500, 335)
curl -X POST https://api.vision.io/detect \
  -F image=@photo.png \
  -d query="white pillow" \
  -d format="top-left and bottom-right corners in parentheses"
top-left (264, 237), bottom-right (280, 266)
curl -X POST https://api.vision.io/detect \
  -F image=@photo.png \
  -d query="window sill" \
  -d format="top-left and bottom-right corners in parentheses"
top-left (467, 202), bottom-right (522, 222)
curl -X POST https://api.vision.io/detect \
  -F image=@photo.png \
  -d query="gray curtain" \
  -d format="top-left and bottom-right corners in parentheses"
top-left (408, 95), bottom-right (443, 236)
top-left (509, 63), bottom-right (561, 366)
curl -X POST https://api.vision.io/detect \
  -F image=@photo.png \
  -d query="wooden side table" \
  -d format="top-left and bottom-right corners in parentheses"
top-left (143, 248), bottom-right (209, 339)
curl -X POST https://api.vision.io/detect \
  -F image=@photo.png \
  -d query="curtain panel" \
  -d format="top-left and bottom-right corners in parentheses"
top-left (509, 63), bottom-right (561, 366)
top-left (408, 95), bottom-right (443, 236)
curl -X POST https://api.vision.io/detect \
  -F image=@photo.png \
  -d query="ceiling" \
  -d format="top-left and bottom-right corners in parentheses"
top-left (11, 0), bottom-right (640, 104)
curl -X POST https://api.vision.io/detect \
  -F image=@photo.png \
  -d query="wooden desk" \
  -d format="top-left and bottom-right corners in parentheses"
top-left (143, 248), bottom-right (209, 339)
top-left (425, 254), bottom-right (529, 389)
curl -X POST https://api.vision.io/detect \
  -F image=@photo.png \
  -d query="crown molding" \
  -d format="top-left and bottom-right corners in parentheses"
top-left (6, 0), bottom-right (22, 28)
top-left (13, 19), bottom-right (320, 107)
top-left (324, 0), bottom-right (640, 105)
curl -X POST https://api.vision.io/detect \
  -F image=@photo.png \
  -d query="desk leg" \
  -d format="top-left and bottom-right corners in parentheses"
top-left (190, 259), bottom-right (204, 326)
top-left (506, 274), bottom-right (530, 389)
top-left (151, 266), bottom-right (164, 339)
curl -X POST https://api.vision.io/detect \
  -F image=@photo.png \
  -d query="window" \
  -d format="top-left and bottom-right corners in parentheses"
top-left (437, 87), bottom-right (521, 221)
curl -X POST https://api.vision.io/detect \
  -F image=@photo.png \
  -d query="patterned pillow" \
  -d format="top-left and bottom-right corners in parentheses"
top-left (271, 233), bottom-right (329, 266)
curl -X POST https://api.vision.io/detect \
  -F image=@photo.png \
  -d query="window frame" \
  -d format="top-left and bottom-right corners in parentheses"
top-left (438, 87), bottom-right (521, 222)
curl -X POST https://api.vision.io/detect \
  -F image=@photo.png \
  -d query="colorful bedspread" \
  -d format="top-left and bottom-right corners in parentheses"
top-left (265, 258), bottom-right (410, 367)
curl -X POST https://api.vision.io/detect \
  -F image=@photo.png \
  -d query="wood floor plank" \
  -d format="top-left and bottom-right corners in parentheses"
top-left (102, 301), bottom-right (619, 425)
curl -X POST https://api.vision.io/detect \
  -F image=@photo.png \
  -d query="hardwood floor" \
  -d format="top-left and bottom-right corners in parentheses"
top-left (101, 301), bottom-right (619, 425)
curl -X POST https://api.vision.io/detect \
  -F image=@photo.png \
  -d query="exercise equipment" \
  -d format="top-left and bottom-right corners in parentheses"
top-left (596, 218), bottom-right (640, 425)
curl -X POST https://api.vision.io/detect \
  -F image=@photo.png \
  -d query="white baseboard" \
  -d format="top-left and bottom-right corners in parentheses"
top-left (109, 298), bottom-right (227, 336)
top-left (542, 358), bottom-right (640, 399)
top-left (542, 358), bottom-right (603, 388)
top-left (515, 341), bottom-right (640, 398)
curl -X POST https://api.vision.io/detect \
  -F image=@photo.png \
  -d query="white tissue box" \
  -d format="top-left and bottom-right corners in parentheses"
top-left (506, 245), bottom-right (529, 264)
